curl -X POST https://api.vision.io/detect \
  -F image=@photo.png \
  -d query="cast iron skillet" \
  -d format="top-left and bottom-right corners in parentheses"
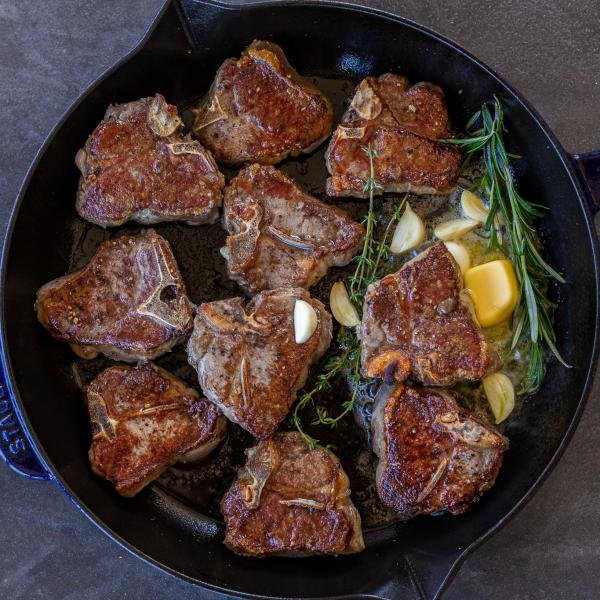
top-left (1, 1), bottom-right (599, 598)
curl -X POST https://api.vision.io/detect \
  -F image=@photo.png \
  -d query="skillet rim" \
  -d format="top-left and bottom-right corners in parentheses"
top-left (1, 0), bottom-right (598, 597)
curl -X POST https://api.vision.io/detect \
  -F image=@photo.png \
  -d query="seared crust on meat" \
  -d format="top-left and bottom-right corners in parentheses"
top-left (35, 230), bottom-right (194, 361)
top-left (187, 288), bottom-right (332, 439)
top-left (192, 40), bottom-right (333, 166)
top-left (87, 362), bottom-right (226, 497)
top-left (221, 431), bottom-right (364, 556)
top-left (222, 164), bottom-right (364, 293)
top-left (325, 74), bottom-right (462, 197)
top-left (361, 242), bottom-right (499, 386)
top-left (76, 94), bottom-right (224, 227)
top-left (371, 384), bottom-right (508, 515)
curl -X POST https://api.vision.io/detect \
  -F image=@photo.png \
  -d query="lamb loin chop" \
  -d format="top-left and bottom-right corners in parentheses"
top-left (187, 288), bottom-right (332, 439)
top-left (361, 242), bottom-right (499, 386)
top-left (221, 431), bottom-right (364, 556)
top-left (371, 383), bottom-right (508, 516)
top-left (325, 74), bottom-right (462, 198)
top-left (36, 230), bottom-right (193, 362)
top-left (76, 94), bottom-right (224, 227)
top-left (87, 362), bottom-right (226, 497)
top-left (222, 164), bottom-right (364, 293)
top-left (192, 40), bottom-right (333, 166)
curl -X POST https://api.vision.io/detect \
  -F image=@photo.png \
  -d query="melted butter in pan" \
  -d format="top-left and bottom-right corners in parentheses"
top-left (67, 79), bottom-right (530, 530)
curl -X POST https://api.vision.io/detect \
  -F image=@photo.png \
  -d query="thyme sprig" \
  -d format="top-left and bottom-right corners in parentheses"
top-left (443, 96), bottom-right (568, 393)
top-left (348, 146), bottom-right (383, 305)
top-left (289, 338), bottom-right (357, 450)
top-left (292, 146), bottom-right (406, 448)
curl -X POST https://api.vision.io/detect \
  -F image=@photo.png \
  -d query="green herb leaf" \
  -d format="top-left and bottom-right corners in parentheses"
top-left (291, 145), bottom-right (406, 444)
top-left (443, 96), bottom-right (569, 394)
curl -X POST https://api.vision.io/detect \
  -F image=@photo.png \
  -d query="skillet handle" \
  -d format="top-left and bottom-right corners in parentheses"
top-left (572, 150), bottom-right (600, 214)
top-left (0, 363), bottom-right (51, 480)
top-left (175, 0), bottom-right (251, 49)
top-left (347, 550), bottom-right (465, 600)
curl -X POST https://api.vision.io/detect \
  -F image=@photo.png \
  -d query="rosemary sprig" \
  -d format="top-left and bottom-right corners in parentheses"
top-left (292, 146), bottom-right (405, 448)
top-left (443, 96), bottom-right (568, 393)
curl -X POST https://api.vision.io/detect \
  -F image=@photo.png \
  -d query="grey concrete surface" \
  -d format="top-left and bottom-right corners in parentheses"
top-left (1, 1), bottom-right (599, 598)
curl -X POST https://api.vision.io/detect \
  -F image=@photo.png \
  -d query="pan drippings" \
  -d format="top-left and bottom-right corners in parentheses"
top-left (68, 76), bottom-right (524, 530)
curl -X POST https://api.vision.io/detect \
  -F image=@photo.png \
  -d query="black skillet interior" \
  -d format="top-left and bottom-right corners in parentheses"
top-left (2, 1), bottom-right (599, 598)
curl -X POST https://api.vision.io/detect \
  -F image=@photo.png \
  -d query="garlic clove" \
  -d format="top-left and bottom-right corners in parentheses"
top-left (75, 148), bottom-right (87, 174)
top-left (482, 372), bottom-right (515, 424)
top-left (444, 241), bottom-right (471, 274)
top-left (294, 299), bottom-right (318, 344)
top-left (329, 281), bottom-right (360, 327)
top-left (461, 190), bottom-right (489, 223)
top-left (434, 218), bottom-right (479, 241)
top-left (390, 202), bottom-right (425, 254)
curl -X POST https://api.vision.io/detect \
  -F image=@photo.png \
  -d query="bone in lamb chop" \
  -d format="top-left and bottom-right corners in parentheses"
top-left (221, 164), bottom-right (365, 294)
top-left (75, 94), bottom-right (224, 227)
top-left (87, 362), bottom-right (226, 497)
top-left (36, 229), bottom-right (194, 361)
top-left (187, 288), bottom-right (332, 439)
top-left (192, 40), bottom-right (334, 166)
top-left (221, 431), bottom-right (364, 556)
top-left (361, 242), bottom-right (499, 386)
top-left (325, 74), bottom-right (462, 198)
top-left (371, 383), bottom-right (508, 516)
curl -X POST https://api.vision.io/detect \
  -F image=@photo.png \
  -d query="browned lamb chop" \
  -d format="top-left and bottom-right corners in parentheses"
top-left (325, 74), bottom-right (462, 198)
top-left (222, 164), bottom-right (364, 293)
top-left (76, 94), bottom-right (224, 227)
top-left (36, 230), bottom-right (193, 361)
top-left (371, 384), bottom-right (508, 516)
top-left (187, 288), bottom-right (332, 439)
top-left (221, 431), bottom-right (364, 556)
top-left (87, 362), bottom-right (226, 497)
top-left (192, 40), bottom-right (333, 166)
top-left (361, 242), bottom-right (499, 386)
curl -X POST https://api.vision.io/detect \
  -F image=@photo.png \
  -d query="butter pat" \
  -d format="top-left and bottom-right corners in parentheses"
top-left (464, 259), bottom-right (518, 327)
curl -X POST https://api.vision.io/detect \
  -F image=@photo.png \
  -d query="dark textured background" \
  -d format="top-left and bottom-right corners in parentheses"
top-left (1, 1), bottom-right (599, 598)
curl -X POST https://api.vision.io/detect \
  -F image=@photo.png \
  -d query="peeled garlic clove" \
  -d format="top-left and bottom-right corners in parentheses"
top-left (444, 241), bottom-right (471, 274)
top-left (329, 281), bottom-right (360, 327)
top-left (434, 218), bottom-right (479, 241)
top-left (390, 203), bottom-right (425, 254)
top-left (294, 299), bottom-right (318, 344)
top-left (482, 372), bottom-right (515, 424)
top-left (75, 148), bottom-right (87, 174)
top-left (461, 190), bottom-right (489, 223)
